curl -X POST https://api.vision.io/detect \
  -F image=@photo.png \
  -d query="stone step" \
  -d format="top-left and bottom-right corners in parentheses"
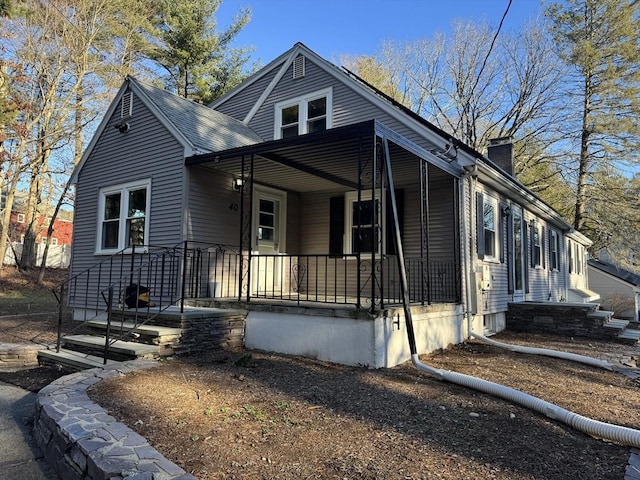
top-left (62, 334), bottom-right (160, 359)
top-left (587, 310), bottom-right (614, 319)
top-left (618, 328), bottom-right (640, 344)
top-left (38, 348), bottom-right (118, 371)
top-left (603, 318), bottom-right (630, 330)
top-left (85, 319), bottom-right (182, 345)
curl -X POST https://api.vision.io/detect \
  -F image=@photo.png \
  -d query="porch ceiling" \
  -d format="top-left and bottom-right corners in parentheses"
top-left (185, 120), bottom-right (427, 193)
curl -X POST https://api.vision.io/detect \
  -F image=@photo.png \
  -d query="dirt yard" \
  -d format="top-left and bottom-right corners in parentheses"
top-left (1, 267), bottom-right (639, 479)
top-left (87, 333), bottom-right (640, 480)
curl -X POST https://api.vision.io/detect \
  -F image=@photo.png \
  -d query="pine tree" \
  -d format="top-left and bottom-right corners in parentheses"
top-left (150, 0), bottom-right (252, 103)
top-left (546, 0), bottom-right (640, 233)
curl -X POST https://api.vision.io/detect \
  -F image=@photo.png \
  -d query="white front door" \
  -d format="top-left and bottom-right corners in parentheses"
top-left (252, 186), bottom-right (287, 294)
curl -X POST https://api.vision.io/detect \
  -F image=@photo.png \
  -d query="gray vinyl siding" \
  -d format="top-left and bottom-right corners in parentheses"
top-left (186, 166), bottom-right (241, 247)
top-left (187, 166), bottom-right (301, 253)
top-left (245, 57), bottom-right (438, 148)
top-left (71, 93), bottom-right (185, 281)
top-left (214, 64), bottom-right (283, 121)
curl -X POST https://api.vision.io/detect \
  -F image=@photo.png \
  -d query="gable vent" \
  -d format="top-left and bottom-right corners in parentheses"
top-left (293, 55), bottom-right (306, 79)
top-left (121, 91), bottom-right (133, 118)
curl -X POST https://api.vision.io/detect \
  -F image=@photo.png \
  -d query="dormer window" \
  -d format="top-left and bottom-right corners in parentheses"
top-left (274, 87), bottom-right (332, 139)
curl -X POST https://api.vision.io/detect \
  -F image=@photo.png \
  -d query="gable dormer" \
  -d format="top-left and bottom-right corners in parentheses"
top-left (273, 87), bottom-right (333, 139)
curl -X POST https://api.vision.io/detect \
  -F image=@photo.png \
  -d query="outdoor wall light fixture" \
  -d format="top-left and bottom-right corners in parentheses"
top-left (114, 122), bottom-right (130, 133)
top-left (233, 178), bottom-right (244, 191)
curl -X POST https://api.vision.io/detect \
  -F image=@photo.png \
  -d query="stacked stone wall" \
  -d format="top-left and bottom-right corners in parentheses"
top-left (506, 302), bottom-right (615, 340)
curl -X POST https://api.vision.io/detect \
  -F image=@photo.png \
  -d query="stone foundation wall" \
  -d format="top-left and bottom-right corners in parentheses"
top-left (506, 302), bottom-right (614, 340)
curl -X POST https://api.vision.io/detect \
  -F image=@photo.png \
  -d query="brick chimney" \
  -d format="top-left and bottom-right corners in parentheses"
top-left (487, 137), bottom-right (514, 177)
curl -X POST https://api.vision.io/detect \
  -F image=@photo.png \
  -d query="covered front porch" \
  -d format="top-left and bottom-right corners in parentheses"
top-left (184, 119), bottom-right (463, 313)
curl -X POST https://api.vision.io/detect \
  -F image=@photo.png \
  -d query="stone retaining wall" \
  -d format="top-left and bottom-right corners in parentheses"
top-left (506, 302), bottom-right (614, 340)
top-left (0, 343), bottom-right (42, 368)
top-left (33, 359), bottom-right (197, 480)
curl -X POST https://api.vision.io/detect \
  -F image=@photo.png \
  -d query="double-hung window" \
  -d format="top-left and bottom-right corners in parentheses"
top-left (477, 193), bottom-right (498, 260)
top-left (97, 179), bottom-right (150, 253)
top-left (344, 191), bottom-right (381, 255)
top-left (275, 88), bottom-right (332, 139)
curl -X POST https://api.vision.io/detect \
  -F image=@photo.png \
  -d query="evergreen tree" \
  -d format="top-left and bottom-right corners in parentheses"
top-left (546, 0), bottom-right (640, 234)
top-left (150, 0), bottom-right (252, 103)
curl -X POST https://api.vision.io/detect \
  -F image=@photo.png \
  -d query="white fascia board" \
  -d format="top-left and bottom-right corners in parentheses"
top-left (476, 161), bottom-right (580, 236)
top-left (297, 45), bottom-right (476, 166)
top-left (128, 79), bottom-right (194, 155)
top-left (242, 48), bottom-right (301, 124)
top-left (208, 46), bottom-right (298, 111)
top-left (70, 80), bottom-right (130, 184)
top-left (375, 121), bottom-right (462, 177)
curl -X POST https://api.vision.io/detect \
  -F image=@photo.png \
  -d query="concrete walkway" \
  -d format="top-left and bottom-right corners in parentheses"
top-left (0, 381), bottom-right (57, 479)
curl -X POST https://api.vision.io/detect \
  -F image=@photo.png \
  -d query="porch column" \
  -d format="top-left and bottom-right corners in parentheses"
top-left (238, 153), bottom-right (254, 302)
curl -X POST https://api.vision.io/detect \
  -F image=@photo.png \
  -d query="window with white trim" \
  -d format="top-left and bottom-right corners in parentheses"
top-left (97, 180), bottom-right (150, 253)
top-left (344, 190), bottom-right (381, 255)
top-left (17, 213), bottom-right (25, 223)
top-left (482, 197), bottom-right (498, 259)
top-left (550, 230), bottom-right (559, 271)
top-left (274, 88), bottom-right (332, 139)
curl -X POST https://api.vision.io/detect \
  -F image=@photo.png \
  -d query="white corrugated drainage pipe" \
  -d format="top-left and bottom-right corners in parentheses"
top-left (381, 137), bottom-right (640, 448)
top-left (469, 332), bottom-right (614, 371)
top-left (409, 349), bottom-right (640, 448)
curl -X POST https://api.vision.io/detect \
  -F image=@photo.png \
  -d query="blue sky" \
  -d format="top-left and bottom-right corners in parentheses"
top-left (216, 0), bottom-right (547, 64)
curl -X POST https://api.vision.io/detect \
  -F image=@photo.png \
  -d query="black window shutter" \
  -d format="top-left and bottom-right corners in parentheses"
top-left (523, 222), bottom-right (530, 294)
top-left (329, 196), bottom-right (344, 257)
top-left (530, 220), bottom-right (536, 268)
top-left (541, 227), bottom-right (546, 269)
top-left (476, 192), bottom-right (485, 260)
top-left (386, 189), bottom-right (404, 255)
top-left (499, 203), bottom-right (507, 263)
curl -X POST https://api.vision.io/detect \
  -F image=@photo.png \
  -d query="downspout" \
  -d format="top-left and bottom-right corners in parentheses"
top-left (461, 166), bottom-right (477, 339)
top-left (383, 142), bottom-right (640, 448)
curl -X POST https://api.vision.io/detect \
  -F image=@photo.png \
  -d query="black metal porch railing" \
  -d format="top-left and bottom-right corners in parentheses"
top-left (53, 242), bottom-right (195, 363)
top-left (53, 241), bottom-right (460, 363)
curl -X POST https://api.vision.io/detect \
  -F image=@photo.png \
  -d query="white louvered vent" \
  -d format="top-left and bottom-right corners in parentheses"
top-left (293, 55), bottom-right (306, 79)
top-left (121, 91), bottom-right (133, 118)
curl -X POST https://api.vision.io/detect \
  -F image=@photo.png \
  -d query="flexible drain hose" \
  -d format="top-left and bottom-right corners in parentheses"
top-left (380, 135), bottom-right (640, 447)
top-left (469, 332), bottom-right (614, 371)
top-left (410, 353), bottom-right (640, 447)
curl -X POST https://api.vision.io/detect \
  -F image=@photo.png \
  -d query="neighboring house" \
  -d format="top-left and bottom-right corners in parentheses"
top-left (588, 257), bottom-right (640, 321)
top-left (68, 43), bottom-right (593, 368)
top-left (9, 211), bottom-right (73, 247)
